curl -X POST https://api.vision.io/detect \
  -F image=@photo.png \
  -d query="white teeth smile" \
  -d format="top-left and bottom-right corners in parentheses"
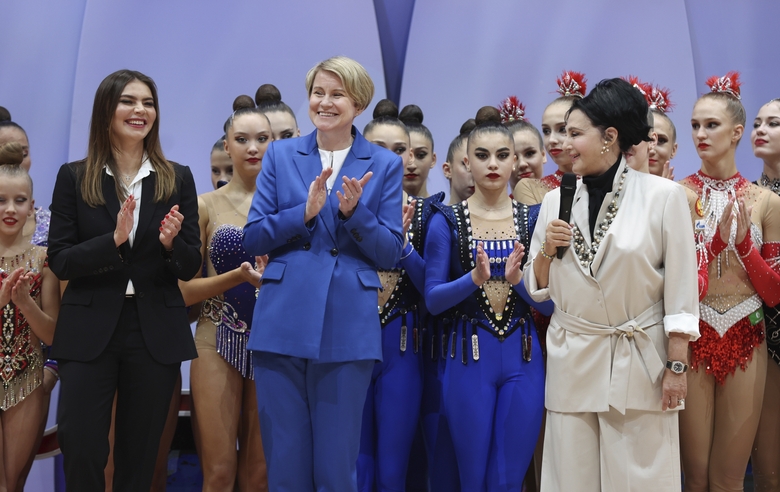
top-left (318, 112), bottom-right (336, 117)
top-left (127, 119), bottom-right (145, 125)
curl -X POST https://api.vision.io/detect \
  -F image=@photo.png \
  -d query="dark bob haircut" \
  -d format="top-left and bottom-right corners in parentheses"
top-left (568, 78), bottom-right (651, 153)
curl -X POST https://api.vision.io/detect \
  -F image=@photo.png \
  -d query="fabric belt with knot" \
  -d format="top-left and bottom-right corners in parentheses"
top-left (552, 300), bottom-right (666, 414)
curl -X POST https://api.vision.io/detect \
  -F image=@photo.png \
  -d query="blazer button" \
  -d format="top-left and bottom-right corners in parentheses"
top-left (138, 292), bottom-right (145, 298)
top-left (351, 228), bottom-right (358, 234)
top-left (330, 248), bottom-right (338, 257)
top-left (357, 236), bottom-right (363, 242)
top-left (303, 242), bottom-right (311, 251)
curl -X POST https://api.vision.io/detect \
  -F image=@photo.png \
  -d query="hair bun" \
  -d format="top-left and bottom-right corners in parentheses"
top-left (399, 104), bottom-right (424, 125)
top-left (0, 141), bottom-right (24, 166)
top-left (0, 106), bottom-right (10, 123)
top-left (232, 95), bottom-right (256, 111)
top-left (475, 106), bottom-right (502, 126)
top-left (372, 99), bottom-right (398, 119)
top-left (255, 84), bottom-right (283, 106)
top-left (459, 118), bottom-right (476, 136)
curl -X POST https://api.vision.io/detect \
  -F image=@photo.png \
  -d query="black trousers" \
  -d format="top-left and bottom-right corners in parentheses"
top-left (57, 298), bottom-right (180, 491)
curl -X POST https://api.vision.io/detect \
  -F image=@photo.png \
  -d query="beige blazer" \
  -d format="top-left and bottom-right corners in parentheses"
top-left (524, 159), bottom-right (699, 414)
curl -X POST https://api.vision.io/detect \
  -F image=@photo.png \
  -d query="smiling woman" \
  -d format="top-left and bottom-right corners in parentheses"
top-left (47, 69), bottom-right (201, 491)
top-left (525, 78), bottom-right (698, 492)
top-left (242, 56), bottom-right (403, 492)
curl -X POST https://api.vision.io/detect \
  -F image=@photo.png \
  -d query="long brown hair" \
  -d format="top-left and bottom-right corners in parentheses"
top-left (81, 69), bottom-right (175, 207)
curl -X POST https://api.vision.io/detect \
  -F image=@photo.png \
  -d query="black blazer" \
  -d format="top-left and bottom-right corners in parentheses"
top-left (47, 161), bottom-right (201, 364)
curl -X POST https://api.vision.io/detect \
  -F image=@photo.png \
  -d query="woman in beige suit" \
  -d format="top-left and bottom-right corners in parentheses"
top-left (524, 78), bottom-right (699, 492)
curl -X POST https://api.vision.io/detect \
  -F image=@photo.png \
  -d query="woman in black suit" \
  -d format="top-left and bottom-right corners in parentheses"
top-left (47, 69), bottom-right (201, 491)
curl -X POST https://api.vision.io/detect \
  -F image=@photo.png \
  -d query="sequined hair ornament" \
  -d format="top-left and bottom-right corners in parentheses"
top-left (707, 71), bottom-right (741, 100)
top-left (556, 70), bottom-right (587, 98)
top-left (622, 75), bottom-right (650, 98)
top-left (647, 84), bottom-right (673, 113)
top-left (498, 96), bottom-right (526, 123)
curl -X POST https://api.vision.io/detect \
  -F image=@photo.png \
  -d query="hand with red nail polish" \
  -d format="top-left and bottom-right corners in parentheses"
top-left (159, 204), bottom-right (183, 251)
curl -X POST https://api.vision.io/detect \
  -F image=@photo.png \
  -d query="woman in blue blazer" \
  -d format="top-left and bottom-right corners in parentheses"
top-left (243, 56), bottom-right (404, 492)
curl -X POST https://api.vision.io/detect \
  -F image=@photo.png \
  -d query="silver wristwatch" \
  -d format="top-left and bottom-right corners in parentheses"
top-left (666, 360), bottom-right (688, 374)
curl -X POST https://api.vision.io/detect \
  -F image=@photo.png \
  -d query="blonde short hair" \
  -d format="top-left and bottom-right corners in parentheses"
top-left (305, 56), bottom-right (374, 111)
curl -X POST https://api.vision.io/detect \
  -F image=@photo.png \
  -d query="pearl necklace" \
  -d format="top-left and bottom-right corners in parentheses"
top-left (571, 166), bottom-right (628, 268)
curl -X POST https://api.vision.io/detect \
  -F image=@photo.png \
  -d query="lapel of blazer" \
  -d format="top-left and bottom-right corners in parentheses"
top-left (589, 159), bottom-right (628, 277)
top-left (103, 170), bottom-right (121, 223)
top-left (325, 128), bottom-right (373, 215)
top-left (293, 132), bottom-right (339, 242)
top-left (570, 181), bottom-right (592, 276)
top-left (133, 172), bottom-right (159, 251)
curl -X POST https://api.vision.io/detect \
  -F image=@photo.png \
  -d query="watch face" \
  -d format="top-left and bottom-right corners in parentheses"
top-left (672, 361), bottom-right (684, 373)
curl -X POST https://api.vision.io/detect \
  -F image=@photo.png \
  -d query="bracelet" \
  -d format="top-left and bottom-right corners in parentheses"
top-left (400, 244), bottom-right (415, 260)
top-left (539, 241), bottom-right (555, 260)
top-left (43, 365), bottom-right (60, 381)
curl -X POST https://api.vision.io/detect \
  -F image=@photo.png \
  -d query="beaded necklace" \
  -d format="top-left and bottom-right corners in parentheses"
top-left (689, 171), bottom-right (754, 278)
top-left (571, 165), bottom-right (628, 268)
top-left (759, 173), bottom-right (780, 195)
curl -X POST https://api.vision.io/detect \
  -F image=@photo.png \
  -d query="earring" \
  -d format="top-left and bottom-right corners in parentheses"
top-left (600, 141), bottom-right (610, 154)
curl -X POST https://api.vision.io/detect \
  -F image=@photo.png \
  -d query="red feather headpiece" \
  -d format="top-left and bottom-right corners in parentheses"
top-left (647, 84), bottom-right (673, 113)
top-left (623, 75), bottom-right (650, 97)
top-left (498, 95), bottom-right (526, 123)
top-left (556, 71), bottom-right (587, 98)
top-left (706, 71), bottom-right (741, 100)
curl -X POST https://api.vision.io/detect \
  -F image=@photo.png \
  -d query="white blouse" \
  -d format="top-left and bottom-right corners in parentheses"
top-left (105, 157), bottom-right (155, 295)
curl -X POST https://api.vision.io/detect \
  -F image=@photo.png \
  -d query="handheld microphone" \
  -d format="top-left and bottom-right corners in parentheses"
top-left (557, 173), bottom-right (577, 259)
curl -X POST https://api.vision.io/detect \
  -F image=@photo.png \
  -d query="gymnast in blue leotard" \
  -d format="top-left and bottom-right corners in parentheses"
top-left (357, 99), bottom-right (442, 492)
top-left (424, 106), bottom-right (552, 491)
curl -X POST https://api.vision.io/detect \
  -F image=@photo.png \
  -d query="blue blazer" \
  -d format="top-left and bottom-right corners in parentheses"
top-left (243, 128), bottom-right (404, 362)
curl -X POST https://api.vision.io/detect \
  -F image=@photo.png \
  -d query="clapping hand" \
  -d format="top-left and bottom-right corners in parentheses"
top-left (10, 271), bottom-right (35, 310)
top-left (402, 199), bottom-right (416, 246)
top-left (114, 195), bottom-right (136, 247)
top-left (471, 241), bottom-right (490, 287)
top-left (0, 268), bottom-right (24, 307)
top-left (160, 205), bottom-right (184, 251)
top-left (336, 172), bottom-right (373, 219)
top-left (305, 168), bottom-right (333, 223)
top-left (505, 241), bottom-right (526, 286)
top-left (719, 198), bottom-right (752, 246)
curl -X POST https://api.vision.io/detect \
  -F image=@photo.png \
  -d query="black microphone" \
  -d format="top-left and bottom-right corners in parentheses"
top-left (557, 173), bottom-right (577, 259)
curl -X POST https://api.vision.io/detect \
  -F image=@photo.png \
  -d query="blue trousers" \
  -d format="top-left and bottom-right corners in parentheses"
top-left (253, 351), bottom-right (374, 492)
top-left (443, 322), bottom-right (545, 492)
top-left (419, 323), bottom-right (460, 492)
top-left (358, 314), bottom-right (423, 492)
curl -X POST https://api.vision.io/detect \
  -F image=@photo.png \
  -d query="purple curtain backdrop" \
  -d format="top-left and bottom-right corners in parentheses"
top-left (1, 1), bottom-right (778, 489)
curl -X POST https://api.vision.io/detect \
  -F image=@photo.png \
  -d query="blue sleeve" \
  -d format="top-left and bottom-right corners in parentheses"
top-left (400, 243), bottom-right (425, 294)
top-left (338, 154), bottom-right (404, 269)
top-left (424, 212), bottom-right (478, 315)
top-left (513, 279), bottom-right (553, 316)
top-left (243, 143), bottom-right (313, 256)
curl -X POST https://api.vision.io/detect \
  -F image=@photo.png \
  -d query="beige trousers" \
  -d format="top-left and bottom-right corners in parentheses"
top-left (541, 407), bottom-right (681, 492)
